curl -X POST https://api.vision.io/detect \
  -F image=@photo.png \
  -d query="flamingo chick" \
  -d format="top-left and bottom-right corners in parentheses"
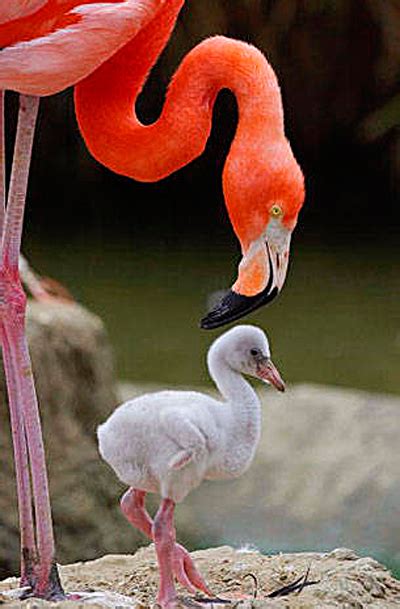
top-left (98, 325), bottom-right (285, 609)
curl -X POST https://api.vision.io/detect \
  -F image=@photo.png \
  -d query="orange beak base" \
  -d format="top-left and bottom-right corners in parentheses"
top-left (200, 285), bottom-right (279, 329)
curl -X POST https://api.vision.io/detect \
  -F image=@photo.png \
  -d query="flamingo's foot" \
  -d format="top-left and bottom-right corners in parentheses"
top-left (19, 562), bottom-right (65, 601)
top-left (156, 591), bottom-right (179, 609)
top-left (20, 547), bottom-right (37, 589)
top-left (172, 544), bottom-right (213, 597)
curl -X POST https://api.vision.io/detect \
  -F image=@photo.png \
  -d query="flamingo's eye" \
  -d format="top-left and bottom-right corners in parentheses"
top-left (270, 204), bottom-right (283, 218)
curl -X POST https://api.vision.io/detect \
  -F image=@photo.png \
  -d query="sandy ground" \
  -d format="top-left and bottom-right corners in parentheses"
top-left (1, 546), bottom-right (399, 609)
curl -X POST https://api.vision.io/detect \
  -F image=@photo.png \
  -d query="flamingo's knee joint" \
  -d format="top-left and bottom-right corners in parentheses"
top-left (153, 512), bottom-right (175, 546)
top-left (0, 265), bottom-right (26, 322)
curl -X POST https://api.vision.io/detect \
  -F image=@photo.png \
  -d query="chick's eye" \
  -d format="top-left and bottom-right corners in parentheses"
top-left (270, 204), bottom-right (283, 218)
top-left (250, 349), bottom-right (259, 356)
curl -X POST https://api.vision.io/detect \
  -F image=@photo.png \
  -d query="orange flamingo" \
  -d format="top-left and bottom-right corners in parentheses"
top-left (75, 0), bottom-right (305, 328)
top-left (0, 0), bottom-right (304, 602)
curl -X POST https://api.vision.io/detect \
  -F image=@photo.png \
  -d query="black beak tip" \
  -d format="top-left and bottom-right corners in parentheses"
top-left (200, 286), bottom-right (279, 330)
top-left (200, 316), bottom-right (219, 330)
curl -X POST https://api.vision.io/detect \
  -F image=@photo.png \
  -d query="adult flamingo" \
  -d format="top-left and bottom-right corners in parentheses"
top-left (0, 0), bottom-right (174, 600)
top-left (74, 0), bottom-right (305, 328)
top-left (0, 0), bottom-right (304, 601)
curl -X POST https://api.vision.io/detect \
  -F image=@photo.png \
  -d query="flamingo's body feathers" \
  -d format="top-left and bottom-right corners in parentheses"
top-left (0, 1), bottom-right (48, 25)
top-left (169, 449), bottom-right (194, 471)
top-left (0, 0), bottom-right (164, 95)
top-left (98, 390), bottom-right (220, 502)
top-left (98, 325), bottom-right (285, 503)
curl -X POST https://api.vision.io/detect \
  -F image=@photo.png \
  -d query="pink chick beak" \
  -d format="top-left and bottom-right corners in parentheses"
top-left (256, 357), bottom-right (286, 392)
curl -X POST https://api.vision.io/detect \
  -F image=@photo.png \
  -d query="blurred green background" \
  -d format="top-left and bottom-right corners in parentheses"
top-left (26, 234), bottom-right (400, 396)
top-left (12, 0), bottom-right (398, 395)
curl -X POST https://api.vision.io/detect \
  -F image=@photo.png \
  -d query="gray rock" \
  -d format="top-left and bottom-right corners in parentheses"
top-left (0, 302), bottom-right (142, 580)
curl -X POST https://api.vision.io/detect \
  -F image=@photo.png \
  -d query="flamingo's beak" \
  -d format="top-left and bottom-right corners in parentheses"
top-left (200, 283), bottom-right (278, 330)
top-left (255, 356), bottom-right (285, 392)
top-left (201, 223), bottom-right (291, 329)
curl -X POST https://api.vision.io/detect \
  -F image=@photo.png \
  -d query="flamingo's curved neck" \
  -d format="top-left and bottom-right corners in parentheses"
top-left (74, 0), bottom-right (284, 182)
top-left (207, 346), bottom-right (261, 476)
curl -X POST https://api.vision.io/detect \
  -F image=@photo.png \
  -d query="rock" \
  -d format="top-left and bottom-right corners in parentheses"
top-left (119, 383), bottom-right (400, 561)
top-left (0, 302), bottom-right (143, 581)
top-left (1, 546), bottom-right (399, 608)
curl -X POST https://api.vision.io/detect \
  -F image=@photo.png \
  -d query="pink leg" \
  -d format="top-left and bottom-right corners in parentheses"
top-left (0, 90), bottom-right (5, 234)
top-left (0, 95), bottom-right (63, 599)
top-left (121, 489), bottom-right (212, 597)
top-left (1, 324), bottom-right (36, 587)
top-left (2, 95), bottom-right (38, 267)
top-left (171, 545), bottom-right (212, 597)
top-left (153, 499), bottom-right (177, 609)
top-left (0, 92), bottom-right (37, 588)
top-left (120, 488), bottom-right (153, 538)
top-left (7, 321), bottom-right (63, 598)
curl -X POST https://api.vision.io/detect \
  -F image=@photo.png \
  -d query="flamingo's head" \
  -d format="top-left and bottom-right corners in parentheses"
top-left (208, 324), bottom-right (285, 392)
top-left (201, 140), bottom-right (304, 329)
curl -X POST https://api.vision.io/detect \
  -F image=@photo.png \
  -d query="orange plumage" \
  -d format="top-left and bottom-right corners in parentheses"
top-left (74, 0), bottom-right (305, 308)
top-left (0, 0), bottom-right (305, 318)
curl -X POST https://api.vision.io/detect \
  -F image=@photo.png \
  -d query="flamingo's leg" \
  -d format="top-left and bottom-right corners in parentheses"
top-left (0, 94), bottom-right (64, 599)
top-left (153, 499), bottom-right (178, 609)
top-left (1, 325), bottom-right (36, 588)
top-left (120, 488), bottom-right (152, 538)
top-left (172, 544), bottom-right (212, 597)
top-left (0, 91), bottom-right (37, 589)
top-left (121, 488), bottom-right (212, 596)
top-left (0, 90), bottom-right (6, 233)
top-left (5, 321), bottom-right (63, 599)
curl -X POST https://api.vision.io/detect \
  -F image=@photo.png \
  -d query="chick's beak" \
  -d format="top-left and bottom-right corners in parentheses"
top-left (256, 357), bottom-right (285, 392)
